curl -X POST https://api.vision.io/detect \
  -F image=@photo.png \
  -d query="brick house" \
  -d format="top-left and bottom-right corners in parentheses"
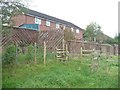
top-left (11, 8), bottom-right (84, 40)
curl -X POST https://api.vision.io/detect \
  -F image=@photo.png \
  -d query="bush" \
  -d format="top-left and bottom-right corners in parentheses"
top-left (64, 29), bottom-right (74, 41)
top-left (2, 44), bottom-right (16, 65)
top-left (25, 44), bottom-right (34, 62)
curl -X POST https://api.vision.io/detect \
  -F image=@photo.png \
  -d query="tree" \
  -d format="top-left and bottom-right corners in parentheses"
top-left (83, 23), bottom-right (94, 41)
top-left (64, 28), bottom-right (74, 41)
top-left (83, 22), bottom-right (103, 42)
top-left (113, 33), bottom-right (120, 44)
top-left (1, 0), bottom-right (29, 41)
top-left (1, 0), bottom-right (29, 25)
top-left (105, 38), bottom-right (115, 44)
top-left (95, 27), bottom-right (104, 43)
top-left (104, 33), bottom-right (120, 45)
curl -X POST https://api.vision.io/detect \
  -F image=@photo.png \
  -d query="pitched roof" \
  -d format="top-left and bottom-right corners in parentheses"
top-left (25, 8), bottom-right (83, 30)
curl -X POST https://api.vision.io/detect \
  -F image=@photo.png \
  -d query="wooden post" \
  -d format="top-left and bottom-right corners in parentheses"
top-left (80, 47), bottom-right (83, 58)
top-left (63, 39), bottom-right (65, 50)
top-left (16, 43), bottom-right (18, 64)
top-left (106, 61), bottom-right (108, 73)
top-left (92, 48), bottom-right (95, 58)
top-left (34, 43), bottom-right (37, 64)
top-left (106, 58), bottom-right (109, 73)
top-left (80, 47), bottom-right (83, 62)
top-left (63, 39), bottom-right (65, 61)
top-left (66, 44), bottom-right (69, 60)
top-left (55, 47), bottom-right (57, 60)
top-left (44, 41), bottom-right (46, 65)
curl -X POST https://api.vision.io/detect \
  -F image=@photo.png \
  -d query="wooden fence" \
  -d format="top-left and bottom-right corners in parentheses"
top-left (2, 26), bottom-right (38, 46)
top-left (37, 29), bottom-right (64, 51)
top-left (2, 26), bottom-right (64, 50)
top-left (2, 26), bottom-right (118, 56)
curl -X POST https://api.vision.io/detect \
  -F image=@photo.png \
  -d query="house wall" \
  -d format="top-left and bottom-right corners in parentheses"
top-left (11, 14), bottom-right (26, 26)
top-left (11, 14), bottom-right (35, 26)
top-left (75, 30), bottom-right (83, 40)
top-left (11, 14), bottom-right (83, 40)
top-left (39, 20), bottom-right (56, 30)
top-left (25, 15), bottom-right (35, 24)
top-left (51, 21), bottom-right (56, 30)
top-left (39, 19), bottom-right (46, 30)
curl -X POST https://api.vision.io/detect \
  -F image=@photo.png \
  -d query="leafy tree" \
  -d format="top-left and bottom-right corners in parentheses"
top-left (83, 22), bottom-right (102, 42)
top-left (83, 23), bottom-right (93, 41)
top-left (1, 0), bottom-right (29, 64)
top-left (64, 28), bottom-right (74, 41)
top-left (105, 38), bottom-right (115, 44)
top-left (1, 0), bottom-right (29, 42)
top-left (113, 33), bottom-right (120, 44)
top-left (104, 33), bottom-right (120, 44)
top-left (1, 0), bottom-right (29, 25)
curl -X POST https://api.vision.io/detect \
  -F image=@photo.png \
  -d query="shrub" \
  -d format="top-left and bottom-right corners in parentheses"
top-left (2, 44), bottom-right (16, 65)
top-left (64, 29), bottom-right (74, 41)
top-left (25, 44), bottom-right (34, 62)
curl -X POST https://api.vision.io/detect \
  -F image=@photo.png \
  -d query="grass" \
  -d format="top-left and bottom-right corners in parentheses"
top-left (2, 55), bottom-right (118, 88)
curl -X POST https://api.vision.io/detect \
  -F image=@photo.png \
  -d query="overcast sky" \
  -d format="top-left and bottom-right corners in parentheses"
top-left (29, 0), bottom-right (119, 38)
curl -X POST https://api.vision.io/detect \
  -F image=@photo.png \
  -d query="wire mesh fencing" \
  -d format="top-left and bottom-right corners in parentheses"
top-left (2, 42), bottom-right (56, 66)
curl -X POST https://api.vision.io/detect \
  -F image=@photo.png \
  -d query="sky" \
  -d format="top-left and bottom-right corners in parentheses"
top-left (28, 0), bottom-right (119, 38)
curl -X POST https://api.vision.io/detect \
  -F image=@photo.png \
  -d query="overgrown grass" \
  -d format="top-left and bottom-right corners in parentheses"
top-left (11, 45), bottom-right (55, 64)
top-left (2, 55), bottom-right (118, 88)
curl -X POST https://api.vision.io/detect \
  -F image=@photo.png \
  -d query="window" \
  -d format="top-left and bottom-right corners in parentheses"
top-left (71, 27), bottom-right (74, 32)
top-left (46, 21), bottom-right (50, 26)
top-left (76, 29), bottom-right (79, 33)
top-left (56, 23), bottom-right (60, 28)
top-left (35, 17), bottom-right (41, 24)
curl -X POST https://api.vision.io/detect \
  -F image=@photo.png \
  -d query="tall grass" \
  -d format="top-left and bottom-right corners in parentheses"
top-left (2, 54), bottom-right (118, 88)
top-left (16, 45), bottom-right (55, 64)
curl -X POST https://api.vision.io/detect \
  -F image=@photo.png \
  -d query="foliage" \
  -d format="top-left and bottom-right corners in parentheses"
top-left (1, 0), bottom-right (28, 25)
top-left (114, 33), bottom-right (120, 44)
top-left (25, 44), bottom-right (34, 61)
top-left (2, 44), bottom-right (16, 65)
top-left (64, 28), bottom-right (74, 41)
top-left (83, 22), bottom-right (103, 42)
top-left (2, 55), bottom-right (118, 88)
top-left (83, 22), bottom-right (119, 44)
top-left (14, 44), bottom-right (55, 64)
top-left (105, 33), bottom-right (120, 44)
top-left (83, 22), bottom-right (96, 41)
top-left (105, 38), bottom-right (115, 44)
top-left (2, 26), bottom-right (13, 37)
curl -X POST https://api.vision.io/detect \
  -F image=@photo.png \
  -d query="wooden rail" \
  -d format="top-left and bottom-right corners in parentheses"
top-left (80, 47), bottom-right (94, 56)
top-left (56, 40), bottom-right (69, 61)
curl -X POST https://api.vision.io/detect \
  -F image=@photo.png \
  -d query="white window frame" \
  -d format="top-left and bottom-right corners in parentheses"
top-left (35, 17), bottom-right (41, 24)
top-left (71, 27), bottom-right (74, 32)
top-left (56, 23), bottom-right (60, 28)
top-left (76, 29), bottom-right (79, 33)
top-left (46, 21), bottom-right (50, 26)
